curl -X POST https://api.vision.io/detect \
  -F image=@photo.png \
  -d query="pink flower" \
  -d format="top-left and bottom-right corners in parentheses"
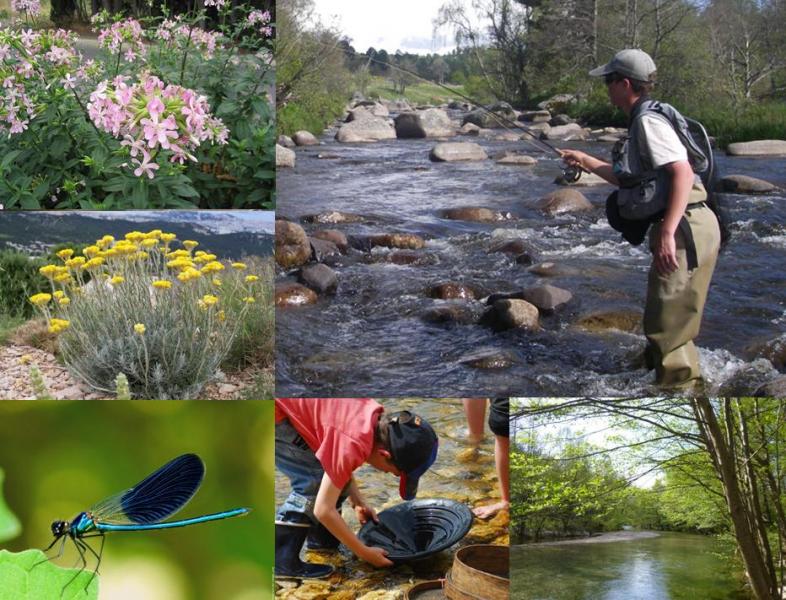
top-left (146, 96), bottom-right (165, 120)
top-left (132, 150), bottom-right (160, 179)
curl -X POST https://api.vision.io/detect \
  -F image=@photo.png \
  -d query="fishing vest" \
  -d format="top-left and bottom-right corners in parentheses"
top-left (611, 98), bottom-right (708, 221)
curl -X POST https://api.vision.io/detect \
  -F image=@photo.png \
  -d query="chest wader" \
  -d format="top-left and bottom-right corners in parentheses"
top-left (611, 98), bottom-right (721, 386)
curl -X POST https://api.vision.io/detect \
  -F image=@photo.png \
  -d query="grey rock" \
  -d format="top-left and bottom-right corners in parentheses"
top-left (292, 130), bottom-right (319, 146)
top-left (275, 144), bottom-right (295, 168)
top-left (310, 238), bottom-right (341, 262)
top-left (299, 263), bottom-right (338, 295)
top-left (429, 142), bottom-right (488, 162)
top-left (720, 174), bottom-right (777, 194)
top-left (726, 140), bottom-right (786, 156)
top-left (537, 189), bottom-right (594, 214)
top-left (395, 109), bottom-right (456, 138)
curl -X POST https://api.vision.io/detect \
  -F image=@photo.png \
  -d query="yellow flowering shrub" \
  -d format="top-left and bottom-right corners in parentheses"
top-left (28, 229), bottom-right (266, 399)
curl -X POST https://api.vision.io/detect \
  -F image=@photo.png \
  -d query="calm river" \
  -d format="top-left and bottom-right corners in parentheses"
top-left (512, 532), bottom-right (750, 600)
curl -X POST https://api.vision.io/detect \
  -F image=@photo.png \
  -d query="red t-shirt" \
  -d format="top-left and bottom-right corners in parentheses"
top-left (275, 398), bottom-right (383, 489)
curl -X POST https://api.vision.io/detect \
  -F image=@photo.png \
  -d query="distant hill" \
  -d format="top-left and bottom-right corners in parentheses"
top-left (0, 211), bottom-right (273, 260)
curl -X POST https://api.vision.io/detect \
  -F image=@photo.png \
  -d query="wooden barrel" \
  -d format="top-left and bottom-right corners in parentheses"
top-left (444, 544), bottom-right (509, 600)
top-left (406, 579), bottom-right (446, 600)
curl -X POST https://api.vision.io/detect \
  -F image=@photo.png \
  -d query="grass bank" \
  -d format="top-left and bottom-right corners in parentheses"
top-left (566, 93), bottom-right (786, 148)
top-left (365, 76), bottom-right (467, 106)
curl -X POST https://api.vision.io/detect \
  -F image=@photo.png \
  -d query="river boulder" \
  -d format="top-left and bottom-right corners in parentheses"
top-left (537, 189), bottom-right (593, 214)
top-left (747, 333), bottom-right (786, 371)
top-left (303, 211), bottom-right (365, 224)
top-left (573, 310), bottom-right (642, 333)
top-left (542, 123), bottom-right (589, 141)
top-left (299, 264), bottom-right (338, 295)
top-left (528, 262), bottom-right (580, 277)
top-left (311, 229), bottom-right (348, 252)
top-left (430, 142), bottom-right (488, 162)
top-left (277, 135), bottom-right (295, 148)
top-left (275, 283), bottom-right (318, 307)
top-left (395, 109), bottom-right (456, 138)
top-left (441, 207), bottom-right (510, 222)
top-left (368, 233), bottom-right (426, 250)
top-left (520, 284), bottom-right (573, 312)
top-left (275, 220), bottom-right (311, 269)
top-left (537, 93), bottom-right (578, 113)
top-left (482, 299), bottom-right (540, 331)
top-left (755, 375), bottom-right (786, 397)
top-left (719, 174), bottom-right (777, 194)
top-left (385, 250), bottom-right (439, 266)
top-left (309, 237), bottom-right (341, 262)
top-left (726, 140), bottom-right (786, 156)
top-left (276, 144), bottom-right (296, 168)
top-left (429, 282), bottom-right (477, 300)
top-left (292, 130), bottom-right (319, 146)
top-left (496, 154), bottom-right (537, 166)
top-left (518, 110), bottom-right (551, 123)
top-left (462, 102), bottom-right (516, 129)
top-left (459, 122), bottom-right (481, 135)
top-left (335, 117), bottom-right (397, 143)
top-left (550, 114), bottom-right (575, 126)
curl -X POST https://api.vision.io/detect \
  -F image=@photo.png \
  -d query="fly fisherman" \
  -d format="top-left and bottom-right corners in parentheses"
top-left (560, 49), bottom-right (721, 388)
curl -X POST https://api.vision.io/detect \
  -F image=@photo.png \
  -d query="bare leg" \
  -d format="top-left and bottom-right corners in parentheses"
top-left (463, 398), bottom-right (487, 444)
top-left (79, 535), bottom-right (104, 592)
top-left (33, 535), bottom-right (67, 568)
top-left (61, 539), bottom-right (87, 598)
top-left (473, 434), bottom-right (510, 519)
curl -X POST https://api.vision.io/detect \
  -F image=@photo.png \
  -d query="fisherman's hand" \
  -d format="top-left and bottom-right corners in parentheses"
top-left (353, 502), bottom-right (379, 525)
top-left (361, 545), bottom-right (393, 567)
top-left (558, 149), bottom-right (588, 170)
top-left (654, 229), bottom-right (679, 275)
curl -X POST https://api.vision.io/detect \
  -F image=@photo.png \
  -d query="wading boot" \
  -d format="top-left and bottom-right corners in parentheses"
top-left (275, 521), bottom-right (334, 579)
top-left (305, 521), bottom-right (340, 551)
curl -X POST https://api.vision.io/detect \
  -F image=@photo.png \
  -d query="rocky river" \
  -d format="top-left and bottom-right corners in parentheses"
top-left (276, 101), bottom-right (786, 398)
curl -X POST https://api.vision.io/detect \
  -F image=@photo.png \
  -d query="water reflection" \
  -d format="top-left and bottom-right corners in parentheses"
top-left (512, 532), bottom-right (750, 600)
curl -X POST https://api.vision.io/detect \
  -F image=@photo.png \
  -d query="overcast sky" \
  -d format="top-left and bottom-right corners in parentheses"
top-left (311, 0), bottom-right (468, 55)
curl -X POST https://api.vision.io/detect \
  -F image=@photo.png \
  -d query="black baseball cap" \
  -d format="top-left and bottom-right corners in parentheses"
top-left (387, 411), bottom-right (439, 500)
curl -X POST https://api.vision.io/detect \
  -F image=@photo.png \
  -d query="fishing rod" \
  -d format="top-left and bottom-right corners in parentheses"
top-left (338, 43), bottom-right (584, 182)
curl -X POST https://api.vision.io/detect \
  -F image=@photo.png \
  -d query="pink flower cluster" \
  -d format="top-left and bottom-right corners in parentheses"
top-left (204, 0), bottom-right (227, 8)
top-left (0, 29), bottom-right (81, 136)
top-left (155, 19), bottom-right (222, 59)
top-left (97, 18), bottom-right (146, 62)
top-left (248, 10), bottom-right (273, 37)
top-left (10, 0), bottom-right (41, 16)
top-left (87, 73), bottom-right (229, 177)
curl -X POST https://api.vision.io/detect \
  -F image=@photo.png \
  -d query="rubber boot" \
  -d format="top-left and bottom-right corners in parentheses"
top-left (305, 521), bottom-right (340, 551)
top-left (275, 521), bottom-right (334, 579)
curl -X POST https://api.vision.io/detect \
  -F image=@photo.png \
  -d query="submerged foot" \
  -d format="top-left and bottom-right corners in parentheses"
top-left (473, 501), bottom-right (509, 519)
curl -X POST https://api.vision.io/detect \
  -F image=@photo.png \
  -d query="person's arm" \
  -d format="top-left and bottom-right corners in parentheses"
top-left (558, 149), bottom-right (620, 186)
top-left (347, 477), bottom-right (380, 525)
top-left (313, 472), bottom-right (393, 567)
top-left (654, 159), bottom-right (694, 275)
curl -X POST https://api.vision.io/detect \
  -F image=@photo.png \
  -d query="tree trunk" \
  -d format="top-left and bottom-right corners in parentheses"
top-left (693, 399), bottom-right (779, 600)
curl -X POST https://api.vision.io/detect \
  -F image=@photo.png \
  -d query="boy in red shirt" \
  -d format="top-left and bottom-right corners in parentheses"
top-left (275, 398), bottom-right (439, 579)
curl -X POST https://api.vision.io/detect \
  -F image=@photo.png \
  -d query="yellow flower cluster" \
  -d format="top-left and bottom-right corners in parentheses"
top-left (29, 229), bottom-right (262, 337)
top-left (48, 318), bottom-right (70, 334)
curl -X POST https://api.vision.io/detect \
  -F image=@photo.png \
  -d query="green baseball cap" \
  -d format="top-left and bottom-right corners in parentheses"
top-left (589, 49), bottom-right (657, 81)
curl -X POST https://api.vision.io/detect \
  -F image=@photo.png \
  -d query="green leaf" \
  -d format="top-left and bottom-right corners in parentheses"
top-left (1, 151), bottom-right (21, 171)
top-left (0, 549), bottom-right (98, 599)
top-left (0, 469), bottom-right (21, 543)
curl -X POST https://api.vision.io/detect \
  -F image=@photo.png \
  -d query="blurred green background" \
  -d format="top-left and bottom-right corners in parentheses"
top-left (0, 401), bottom-right (274, 600)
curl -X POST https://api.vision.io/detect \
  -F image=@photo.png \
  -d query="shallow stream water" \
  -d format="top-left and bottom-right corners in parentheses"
top-left (511, 532), bottom-right (750, 600)
top-left (274, 399), bottom-right (508, 599)
top-left (277, 117), bottom-right (786, 397)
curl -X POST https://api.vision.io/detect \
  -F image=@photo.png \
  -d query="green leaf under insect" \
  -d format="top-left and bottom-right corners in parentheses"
top-left (0, 469), bottom-right (21, 543)
top-left (0, 549), bottom-right (99, 600)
